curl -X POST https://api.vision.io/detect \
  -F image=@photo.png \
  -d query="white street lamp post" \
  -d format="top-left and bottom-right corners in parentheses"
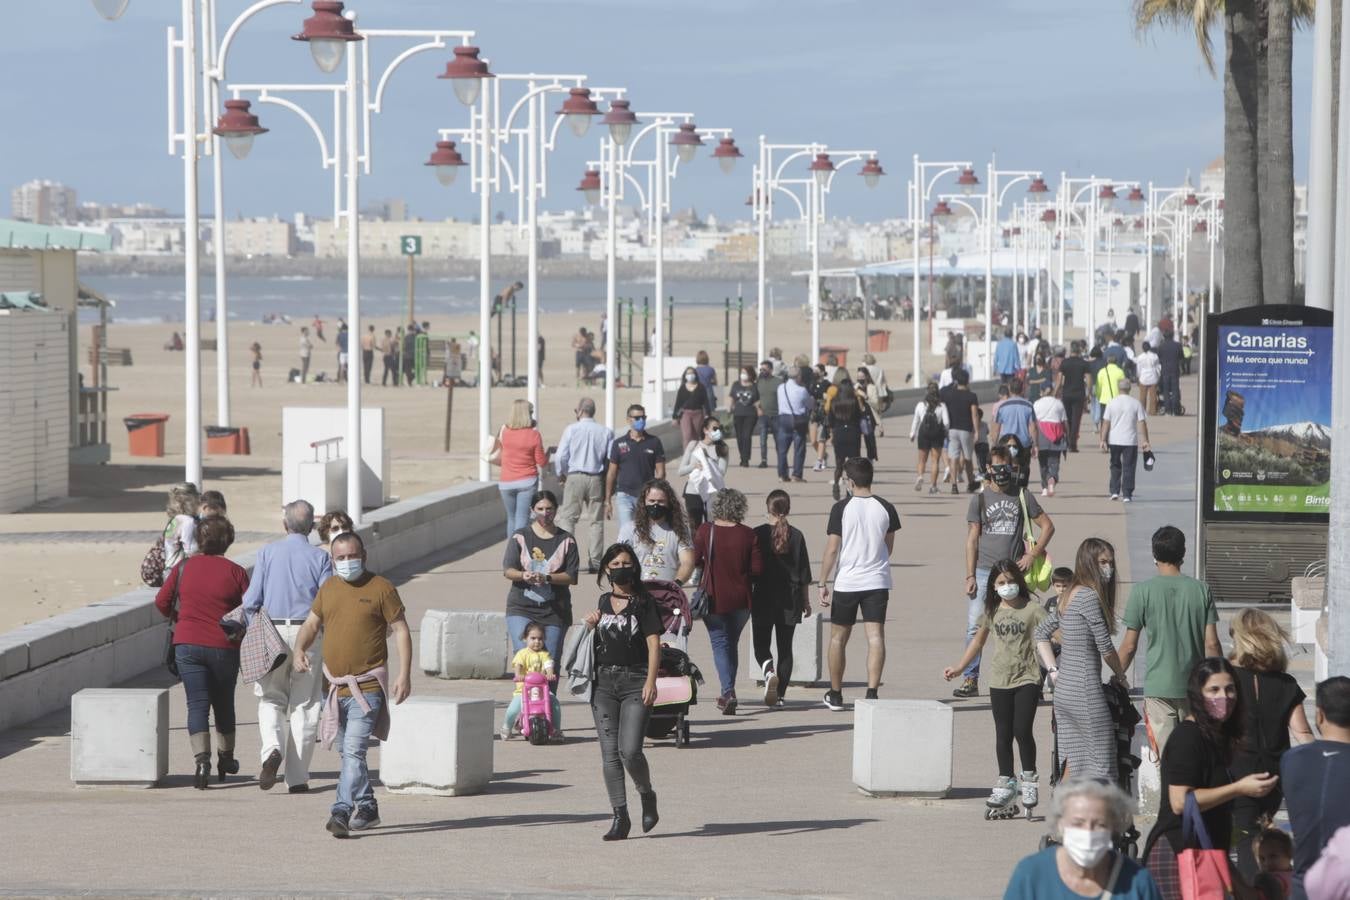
top-left (758, 141), bottom-right (882, 367)
top-left (912, 156), bottom-right (971, 384)
top-left (981, 163), bottom-right (1044, 369)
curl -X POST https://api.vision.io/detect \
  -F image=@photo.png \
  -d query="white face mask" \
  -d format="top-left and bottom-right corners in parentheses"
top-left (685, 374), bottom-right (698, 384)
top-left (1061, 827), bottom-right (1112, 868)
top-left (708, 429), bottom-right (723, 442)
top-left (995, 583), bottom-right (1020, 601)
top-left (1099, 564), bottom-right (1114, 581)
top-left (334, 558), bottom-right (364, 582)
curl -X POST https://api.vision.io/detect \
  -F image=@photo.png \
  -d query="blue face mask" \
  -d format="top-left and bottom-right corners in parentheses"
top-left (334, 558), bottom-right (364, 582)
top-left (631, 417), bottom-right (647, 432)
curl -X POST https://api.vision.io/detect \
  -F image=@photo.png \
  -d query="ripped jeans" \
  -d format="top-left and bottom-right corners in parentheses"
top-left (590, 666), bottom-right (653, 808)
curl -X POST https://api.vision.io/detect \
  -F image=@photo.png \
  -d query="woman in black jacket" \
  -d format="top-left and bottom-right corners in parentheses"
top-left (750, 490), bottom-right (812, 708)
top-left (673, 366), bottom-right (708, 445)
top-left (828, 380), bottom-right (862, 501)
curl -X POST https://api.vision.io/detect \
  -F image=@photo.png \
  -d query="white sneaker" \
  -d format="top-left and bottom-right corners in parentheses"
top-left (1110, 493), bottom-right (1120, 501)
top-left (1122, 497), bottom-right (1133, 503)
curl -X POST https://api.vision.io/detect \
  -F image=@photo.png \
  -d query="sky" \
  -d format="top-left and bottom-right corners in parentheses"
top-left (0, 0), bottom-right (1316, 225)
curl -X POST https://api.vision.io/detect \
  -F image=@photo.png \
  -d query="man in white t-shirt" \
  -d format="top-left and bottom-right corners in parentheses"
top-left (1099, 379), bottom-right (1151, 503)
top-left (817, 458), bottom-right (901, 710)
top-left (1134, 342), bottom-right (1162, 415)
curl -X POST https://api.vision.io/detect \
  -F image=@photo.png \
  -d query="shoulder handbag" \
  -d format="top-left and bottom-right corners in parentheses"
top-left (1098, 851), bottom-right (1125, 899)
top-left (689, 526), bottom-right (713, 621)
top-left (482, 426), bottom-right (505, 465)
top-left (1018, 491), bottom-right (1053, 592)
top-left (785, 387), bottom-right (809, 430)
top-left (1178, 791), bottom-right (1235, 899)
top-left (163, 560), bottom-right (185, 680)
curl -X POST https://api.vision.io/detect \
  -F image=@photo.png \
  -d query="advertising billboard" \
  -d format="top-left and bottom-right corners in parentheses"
top-left (1202, 305), bottom-right (1333, 523)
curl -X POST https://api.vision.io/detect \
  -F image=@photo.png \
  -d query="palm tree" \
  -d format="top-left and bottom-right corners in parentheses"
top-left (1133, 0), bottom-right (1312, 311)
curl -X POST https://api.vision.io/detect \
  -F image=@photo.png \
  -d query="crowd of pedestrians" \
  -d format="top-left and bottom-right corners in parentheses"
top-left (140, 326), bottom-right (1350, 900)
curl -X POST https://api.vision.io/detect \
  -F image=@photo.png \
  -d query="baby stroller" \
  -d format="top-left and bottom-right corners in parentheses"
top-left (1042, 680), bottom-right (1143, 858)
top-left (642, 580), bottom-right (704, 748)
top-left (645, 645), bottom-right (705, 748)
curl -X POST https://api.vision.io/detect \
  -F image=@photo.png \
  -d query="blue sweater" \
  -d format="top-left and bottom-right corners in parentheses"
top-left (1003, 848), bottom-right (1162, 900)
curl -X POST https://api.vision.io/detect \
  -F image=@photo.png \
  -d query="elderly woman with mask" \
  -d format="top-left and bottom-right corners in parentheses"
top-left (1004, 779), bottom-right (1163, 899)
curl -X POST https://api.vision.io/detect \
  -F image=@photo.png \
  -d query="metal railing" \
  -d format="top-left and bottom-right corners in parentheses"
top-left (310, 436), bottom-right (343, 462)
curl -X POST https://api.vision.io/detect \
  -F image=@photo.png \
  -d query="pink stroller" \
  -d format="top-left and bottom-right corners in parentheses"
top-left (642, 580), bottom-right (704, 748)
top-left (516, 671), bottom-right (557, 746)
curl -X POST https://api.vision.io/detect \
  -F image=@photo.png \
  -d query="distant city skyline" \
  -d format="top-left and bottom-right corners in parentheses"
top-left (2, 2), bottom-right (1314, 225)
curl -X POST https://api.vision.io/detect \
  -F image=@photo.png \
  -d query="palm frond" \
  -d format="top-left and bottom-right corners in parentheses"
top-left (1132, 0), bottom-right (1222, 75)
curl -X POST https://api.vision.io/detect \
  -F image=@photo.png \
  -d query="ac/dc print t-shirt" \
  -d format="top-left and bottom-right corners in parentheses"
top-left (592, 592), bottom-right (663, 669)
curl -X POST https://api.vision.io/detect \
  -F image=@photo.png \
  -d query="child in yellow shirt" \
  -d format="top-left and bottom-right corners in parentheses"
top-left (502, 621), bottom-right (563, 741)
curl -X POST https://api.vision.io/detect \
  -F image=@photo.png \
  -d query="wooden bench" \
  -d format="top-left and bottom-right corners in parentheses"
top-left (724, 350), bottom-right (758, 374)
top-left (97, 348), bottom-right (134, 366)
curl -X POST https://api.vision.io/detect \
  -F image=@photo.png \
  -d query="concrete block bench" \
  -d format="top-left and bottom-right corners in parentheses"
top-left (752, 612), bottom-right (824, 687)
top-left (419, 610), bottom-right (511, 679)
top-left (70, 688), bottom-right (169, 787)
top-left (380, 697), bottom-right (494, 796)
top-left (852, 699), bottom-right (952, 798)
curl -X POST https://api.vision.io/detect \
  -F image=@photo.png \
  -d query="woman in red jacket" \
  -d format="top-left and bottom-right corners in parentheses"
top-left (155, 516), bottom-right (249, 789)
top-left (692, 488), bottom-right (763, 715)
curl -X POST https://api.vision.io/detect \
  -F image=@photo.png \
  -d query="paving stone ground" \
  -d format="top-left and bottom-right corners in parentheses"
top-left (0, 378), bottom-right (1216, 899)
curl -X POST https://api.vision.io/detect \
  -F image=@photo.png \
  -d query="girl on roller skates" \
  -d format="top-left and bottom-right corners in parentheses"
top-left (943, 559), bottom-right (1047, 820)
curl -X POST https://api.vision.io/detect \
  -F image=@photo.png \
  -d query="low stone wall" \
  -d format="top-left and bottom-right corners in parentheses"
top-left (0, 420), bottom-right (685, 734)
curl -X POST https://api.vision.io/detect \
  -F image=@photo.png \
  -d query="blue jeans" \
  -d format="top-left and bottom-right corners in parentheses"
top-left (333, 691), bottom-right (384, 819)
top-left (499, 477), bottom-right (536, 538)
top-left (962, 566), bottom-right (990, 680)
top-left (506, 615), bottom-right (565, 669)
top-left (776, 419), bottom-right (807, 480)
top-left (704, 608), bottom-right (751, 697)
top-left (174, 643), bottom-right (240, 735)
top-left (613, 492), bottom-right (638, 532)
top-left (757, 414), bottom-right (778, 464)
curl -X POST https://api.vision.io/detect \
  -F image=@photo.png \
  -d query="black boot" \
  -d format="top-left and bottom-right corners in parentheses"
top-left (216, 731), bottom-right (238, 782)
top-left (217, 752), bottom-right (239, 782)
top-left (640, 791), bottom-right (659, 834)
top-left (602, 806), bottom-right (631, 841)
top-left (193, 753), bottom-right (212, 790)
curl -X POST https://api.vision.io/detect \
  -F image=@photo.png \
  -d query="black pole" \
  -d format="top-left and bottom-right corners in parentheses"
top-left (510, 297), bottom-right (517, 380)
top-left (626, 299), bottom-right (634, 387)
top-left (667, 295), bottom-right (674, 355)
top-left (643, 296), bottom-right (650, 355)
top-left (495, 297), bottom-right (502, 386)
top-left (737, 295), bottom-right (744, 372)
top-left (723, 297), bottom-right (731, 385)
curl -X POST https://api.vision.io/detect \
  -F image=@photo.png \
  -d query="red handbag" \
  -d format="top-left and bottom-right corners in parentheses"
top-left (1177, 792), bottom-right (1234, 899)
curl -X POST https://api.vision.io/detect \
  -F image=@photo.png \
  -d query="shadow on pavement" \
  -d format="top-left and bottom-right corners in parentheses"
top-left (688, 720), bottom-right (852, 749)
top-left (357, 812), bottom-right (611, 837)
top-left (647, 817), bottom-right (880, 839)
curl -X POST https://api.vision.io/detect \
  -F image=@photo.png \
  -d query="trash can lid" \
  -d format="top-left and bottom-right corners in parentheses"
top-left (128, 413), bottom-right (171, 422)
top-left (205, 426), bottom-right (240, 437)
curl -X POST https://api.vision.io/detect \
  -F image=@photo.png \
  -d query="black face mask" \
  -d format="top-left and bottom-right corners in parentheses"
top-left (645, 503), bottom-right (668, 519)
top-left (607, 565), bottom-right (638, 586)
top-left (990, 466), bottom-right (1013, 486)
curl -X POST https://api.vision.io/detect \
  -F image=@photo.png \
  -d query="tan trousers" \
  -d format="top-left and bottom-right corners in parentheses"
top-left (254, 624), bottom-right (323, 787)
top-left (557, 472), bottom-right (605, 568)
top-left (1144, 696), bottom-right (1190, 760)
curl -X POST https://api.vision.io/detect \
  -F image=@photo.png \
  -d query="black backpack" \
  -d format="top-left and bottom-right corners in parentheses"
top-left (919, 406), bottom-right (946, 443)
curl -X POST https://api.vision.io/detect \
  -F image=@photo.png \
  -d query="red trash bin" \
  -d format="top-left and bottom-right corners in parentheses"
top-left (125, 413), bottom-right (170, 457)
top-left (867, 329), bottom-right (891, 352)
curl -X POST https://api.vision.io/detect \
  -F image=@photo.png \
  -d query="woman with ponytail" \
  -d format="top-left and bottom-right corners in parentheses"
top-left (750, 489), bottom-right (813, 708)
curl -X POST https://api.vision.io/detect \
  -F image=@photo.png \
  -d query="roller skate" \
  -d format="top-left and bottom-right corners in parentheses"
top-left (1019, 771), bottom-right (1039, 820)
top-left (984, 775), bottom-right (1020, 820)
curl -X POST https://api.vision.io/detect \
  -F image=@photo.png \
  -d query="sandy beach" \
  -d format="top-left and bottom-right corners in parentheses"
top-left (4, 303), bottom-right (971, 631)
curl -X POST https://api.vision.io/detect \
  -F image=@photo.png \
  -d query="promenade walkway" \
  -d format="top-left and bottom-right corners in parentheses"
top-left (0, 380), bottom-right (1203, 899)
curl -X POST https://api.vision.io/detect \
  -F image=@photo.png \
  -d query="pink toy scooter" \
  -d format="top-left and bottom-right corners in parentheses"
top-left (517, 671), bottom-right (555, 746)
